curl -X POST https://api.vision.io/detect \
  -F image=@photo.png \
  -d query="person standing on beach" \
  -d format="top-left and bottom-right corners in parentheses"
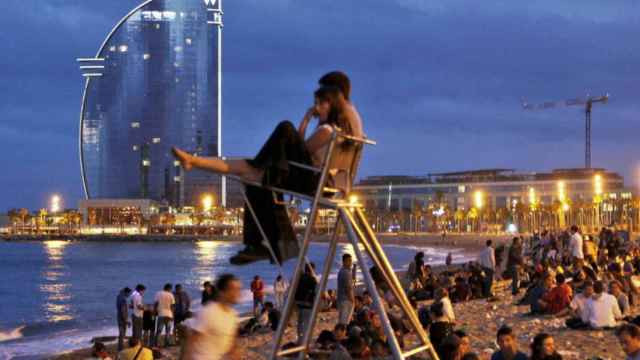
top-left (274, 275), bottom-right (288, 310)
top-left (173, 284), bottom-right (191, 341)
top-left (337, 253), bottom-right (355, 325)
top-left (130, 284), bottom-right (146, 342)
top-left (183, 273), bottom-right (242, 360)
top-left (251, 275), bottom-right (265, 316)
top-left (478, 240), bottom-right (496, 298)
top-left (116, 287), bottom-right (132, 351)
top-left (507, 238), bottom-right (523, 296)
top-left (569, 225), bottom-right (584, 264)
top-left (154, 283), bottom-right (175, 347)
top-left (294, 263), bottom-right (318, 342)
top-left (201, 281), bottom-right (217, 305)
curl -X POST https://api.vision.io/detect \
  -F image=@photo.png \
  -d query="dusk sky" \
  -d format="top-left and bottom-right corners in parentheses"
top-left (1, 0), bottom-right (639, 211)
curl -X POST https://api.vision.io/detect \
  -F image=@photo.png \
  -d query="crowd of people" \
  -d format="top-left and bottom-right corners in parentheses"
top-left (90, 223), bottom-right (640, 360)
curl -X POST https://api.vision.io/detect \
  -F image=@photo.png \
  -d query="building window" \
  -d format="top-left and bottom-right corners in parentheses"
top-left (109, 46), bottom-right (116, 52)
top-left (458, 185), bottom-right (466, 193)
top-left (185, 38), bottom-right (192, 45)
top-left (174, 46), bottom-right (183, 53)
top-left (143, 53), bottom-right (151, 60)
top-left (118, 45), bottom-right (128, 53)
top-left (132, 145), bottom-right (139, 151)
top-left (131, 122), bottom-right (140, 128)
top-left (174, 176), bottom-right (181, 182)
top-left (142, 160), bottom-right (151, 167)
top-left (152, 137), bottom-right (161, 144)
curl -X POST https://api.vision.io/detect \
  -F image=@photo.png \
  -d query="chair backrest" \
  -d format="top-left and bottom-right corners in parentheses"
top-left (326, 133), bottom-right (366, 197)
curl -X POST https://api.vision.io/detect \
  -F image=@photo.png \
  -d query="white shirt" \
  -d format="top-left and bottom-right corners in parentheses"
top-left (274, 279), bottom-right (287, 293)
top-left (154, 290), bottom-right (175, 318)
top-left (570, 293), bottom-right (590, 322)
top-left (189, 302), bottom-right (238, 360)
top-left (585, 293), bottom-right (622, 328)
top-left (131, 291), bottom-right (144, 318)
top-left (570, 232), bottom-right (584, 259)
top-left (478, 246), bottom-right (496, 270)
top-left (440, 296), bottom-right (456, 323)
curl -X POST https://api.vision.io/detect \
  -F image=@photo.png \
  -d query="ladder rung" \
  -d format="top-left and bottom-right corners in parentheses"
top-left (289, 161), bottom-right (322, 173)
top-left (323, 187), bottom-right (341, 193)
top-left (402, 344), bottom-right (432, 358)
top-left (277, 345), bottom-right (307, 357)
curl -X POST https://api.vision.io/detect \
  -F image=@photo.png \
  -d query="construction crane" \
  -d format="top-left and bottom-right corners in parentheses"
top-left (522, 94), bottom-right (609, 169)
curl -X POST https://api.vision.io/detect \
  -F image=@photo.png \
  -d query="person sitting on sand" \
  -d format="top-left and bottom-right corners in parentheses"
top-left (491, 326), bottom-right (528, 360)
top-left (584, 280), bottom-right (622, 329)
top-left (610, 280), bottom-right (631, 317)
top-left (118, 338), bottom-right (153, 360)
top-left (172, 72), bottom-right (364, 266)
top-left (524, 273), bottom-right (554, 315)
top-left (616, 324), bottom-right (640, 360)
top-left (561, 281), bottom-right (594, 329)
top-left (435, 288), bottom-right (455, 323)
top-left (530, 333), bottom-right (562, 360)
top-left (428, 302), bottom-right (454, 358)
top-left (539, 273), bottom-right (572, 315)
top-left (89, 342), bottom-right (113, 360)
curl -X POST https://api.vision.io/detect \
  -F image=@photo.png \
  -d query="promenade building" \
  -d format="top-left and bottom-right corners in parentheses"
top-left (355, 168), bottom-right (627, 211)
top-left (78, 0), bottom-right (235, 208)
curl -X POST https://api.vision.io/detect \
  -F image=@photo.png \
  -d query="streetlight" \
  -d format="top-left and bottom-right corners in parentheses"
top-left (349, 194), bottom-right (359, 205)
top-left (594, 174), bottom-right (603, 228)
top-left (201, 194), bottom-right (214, 213)
top-left (557, 181), bottom-right (566, 202)
top-left (473, 190), bottom-right (484, 209)
top-left (50, 195), bottom-right (62, 213)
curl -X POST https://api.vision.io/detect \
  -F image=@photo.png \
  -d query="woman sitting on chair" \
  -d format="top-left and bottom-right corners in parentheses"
top-left (173, 81), bottom-right (363, 265)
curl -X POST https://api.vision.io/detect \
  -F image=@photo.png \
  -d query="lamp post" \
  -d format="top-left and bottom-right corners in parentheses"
top-left (474, 190), bottom-right (484, 232)
top-left (557, 181), bottom-right (567, 229)
top-left (529, 187), bottom-right (537, 232)
top-left (594, 174), bottom-right (603, 228)
top-left (50, 195), bottom-right (62, 214)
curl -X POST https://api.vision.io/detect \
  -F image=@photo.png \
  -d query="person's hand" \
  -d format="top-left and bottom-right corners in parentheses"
top-left (303, 107), bottom-right (317, 123)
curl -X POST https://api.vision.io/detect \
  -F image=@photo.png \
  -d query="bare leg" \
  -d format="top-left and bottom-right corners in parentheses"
top-left (172, 147), bottom-right (263, 182)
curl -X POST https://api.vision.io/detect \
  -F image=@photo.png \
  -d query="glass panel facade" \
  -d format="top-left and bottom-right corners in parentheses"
top-left (81, 0), bottom-right (220, 206)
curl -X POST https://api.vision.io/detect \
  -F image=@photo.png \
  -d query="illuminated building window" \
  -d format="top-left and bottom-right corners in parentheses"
top-left (131, 122), bottom-right (140, 128)
top-left (152, 137), bottom-right (161, 144)
top-left (458, 185), bottom-right (466, 193)
top-left (174, 160), bottom-right (180, 167)
top-left (143, 53), bottom-right (150, 60)
top-left (109, 46), bottom-right (116, 52)
top-left (133, 145), bottom-right (139, 151)
top-left (174, 176), bottom-right (181, 182)
top-left (155, 24), bottom-right (160, 30)
top-left (142, 160), bottom-right (151, 167)
top-left (119, 45), bottom-right (128, 53)
top-left (185, 38), bottom-right (192, 45)
top-left (174, 46), bottom-right (183, 52)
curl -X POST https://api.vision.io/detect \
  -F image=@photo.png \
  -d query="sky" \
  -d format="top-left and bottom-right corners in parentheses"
top-left (1, 0), bottom-right (639, 211)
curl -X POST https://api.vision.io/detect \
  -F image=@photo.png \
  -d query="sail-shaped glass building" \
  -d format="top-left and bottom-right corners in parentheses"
top-left (79, 0), bottom-right (224, 207)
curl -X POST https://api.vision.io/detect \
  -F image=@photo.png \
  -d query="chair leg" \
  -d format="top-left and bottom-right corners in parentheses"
top-left (240, 187), bottom-right (280, 265)
top-left (342, 207), bottom-right (439, 360)
top-left (297, 217), bottom-right (341, 359)
top-left (340, 208), bottom-right (405, 360)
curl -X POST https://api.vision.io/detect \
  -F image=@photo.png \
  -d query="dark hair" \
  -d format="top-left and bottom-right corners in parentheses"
top-left (440, 335), bottom-right (462, 360)
top-left (276, 275), bottom-right (282, 281)
top-left (254, 275), bottom-right (260, 280)
top-left (316, 330), bottom-right (336, 346)
top-left (164, 283), bottom-right (173, 291)
top-left (347, 335), bottom-right (367, 356)
top-left (430, 302), bottom-right (445, 318)
top-left (571, 225), bottom-right (578, 232)
top-left (203, 281), bottom-right (211, 287)
top-left (123, 287), bottom-right (132, 294)
top-left (135, 284), bottom-right (146, 292)
top-left (264, 301), bottom-right (274, 309)
top-left (216, 273), bottom-right (238, 292)
top-left (616, 324), bottom-right (640, 338)
top-left (555, 273), bottom-right (565, 285)
top-left (342, 253), bottom-right (352, 262)
top-left (462, 353), bottom-right (480, 360)
top-left (531, 333), bottom-right (554, 360)
top-left (175, 284), bottom-right (183, 291)
top-left (454, 329), bottom-right (468, 338)
top-left (497, 325), bottom-right (513, 340)
top-left (594, 280), bottom-right (605, 294)
top-left (314, 86), bottom-right (352, 136)
top-left (415, 251), bottom-right (425, 261)
top-left (486, 239), bottom-right (493, 246)
top-left (92, 342), bottom-right (107, 356)
top-left (319, 71), bottom-right (351, 100)
top-left (334, 323), bottom-right (347, 333)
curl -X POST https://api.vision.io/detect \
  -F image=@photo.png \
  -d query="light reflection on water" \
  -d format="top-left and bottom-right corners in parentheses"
top-left (41, 241), bottom-right (73, 323)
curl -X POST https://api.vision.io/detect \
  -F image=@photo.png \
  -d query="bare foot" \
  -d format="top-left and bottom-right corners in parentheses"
top-left (171, 147), bottom-right (193, 171)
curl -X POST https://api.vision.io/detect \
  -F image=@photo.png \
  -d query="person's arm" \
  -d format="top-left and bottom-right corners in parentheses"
top-left (490, 249), bottom-right (496, 269)
top-left (613, 298), bottom-right (623, 320)
top-left (305, 125), bottom-right (333, 154)
top-left (298, 107), bottom-right (316, 139)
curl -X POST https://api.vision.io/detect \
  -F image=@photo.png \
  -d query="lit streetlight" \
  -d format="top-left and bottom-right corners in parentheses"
top-left (528, 187), bottom-right (537, 208)
top-left (50, 195), bottom-right (62, 213)
top-left (557, 181), bottom-right (566, 202)
top-left (473, 190), bottom-right (484, 209)
top-left (349, 194), bottom-right (359, 205)
top-left (201, 194), bottom-right (214, 213)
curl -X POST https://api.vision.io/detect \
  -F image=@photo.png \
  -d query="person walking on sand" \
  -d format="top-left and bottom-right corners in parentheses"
top-left (116, 287), bottom-right (132, 351)
top-left (478, 240), bottom-right (496, 298)
top-left (183, 274), bottom-right (242, 360)
top-left (154, 283), bottom-right (175, 347)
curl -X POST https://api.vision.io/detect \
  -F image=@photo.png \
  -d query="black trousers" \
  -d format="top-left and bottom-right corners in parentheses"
top-left (243, 121), bottom-right (319, 263)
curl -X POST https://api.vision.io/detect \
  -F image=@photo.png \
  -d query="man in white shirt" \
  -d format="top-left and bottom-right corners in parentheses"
top-left (478, 240), bottom-right (496, 298)
top-left (184, 274), bottom-right (242, 360)
top-left (154, 283), bottom-right (175, 347)
top-left (130, 284), bottom-right (146, 342)
top-left (584, 281), bottom-right (622, 329)
top-left (435, 288), bottom-right (455, 323)
top-left (569, 225), bottom-right (584, 263)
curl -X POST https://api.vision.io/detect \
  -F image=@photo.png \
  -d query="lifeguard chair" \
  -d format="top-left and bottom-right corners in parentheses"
top-left (228, 130), bottom-right (439, 360)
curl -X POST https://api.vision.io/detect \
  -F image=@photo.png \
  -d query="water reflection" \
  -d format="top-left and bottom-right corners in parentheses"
top-left (41, 241), bottom-right (73, 323)
top-left (193, 241), bottom-right (222, 286)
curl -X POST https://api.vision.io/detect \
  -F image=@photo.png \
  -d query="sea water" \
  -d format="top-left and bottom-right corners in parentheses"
top-left (0, 240), bottom-right (474, 359)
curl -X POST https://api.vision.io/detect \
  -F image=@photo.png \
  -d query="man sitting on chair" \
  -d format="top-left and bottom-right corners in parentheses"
top-left (172, 71), bottom-right (364, 265)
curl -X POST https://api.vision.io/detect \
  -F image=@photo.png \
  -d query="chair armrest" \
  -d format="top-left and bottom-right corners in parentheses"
top-left (336, 133), bottom-right (376, 145)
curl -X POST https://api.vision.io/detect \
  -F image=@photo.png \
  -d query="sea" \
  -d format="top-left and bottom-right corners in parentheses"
top-left (0, 240), bottom-right (475, 359)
